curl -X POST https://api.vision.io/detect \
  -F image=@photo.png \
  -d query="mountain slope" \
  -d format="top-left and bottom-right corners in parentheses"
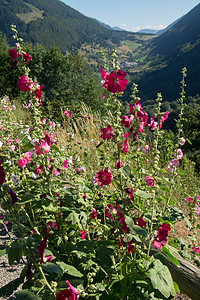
top-left (135, 3), bottom-right (200, 101)
top-left (0, 0), bottom-right (137, 52)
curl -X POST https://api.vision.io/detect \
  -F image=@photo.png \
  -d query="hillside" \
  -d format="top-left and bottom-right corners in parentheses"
top-left (0, 0), bottom-right (151, 55)
top-left (134, 3), bottom-right (200, 102)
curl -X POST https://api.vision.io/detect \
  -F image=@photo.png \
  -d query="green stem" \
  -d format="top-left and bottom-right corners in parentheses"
top-left (38, 265), bottom-right (56, 296)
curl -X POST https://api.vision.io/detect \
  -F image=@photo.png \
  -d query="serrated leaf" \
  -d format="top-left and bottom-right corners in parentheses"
top-left (15, 290), bottom-right (42, 300)
top-left (42, 202), bottom-right (58, 212)
top-left (42, 262), bottom-right (63, 276)
top-left (56, 262), bottom-right (83, 277)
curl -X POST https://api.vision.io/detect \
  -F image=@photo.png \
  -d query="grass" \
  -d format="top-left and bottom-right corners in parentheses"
top-left (16, 3), bottom-right (44, 24)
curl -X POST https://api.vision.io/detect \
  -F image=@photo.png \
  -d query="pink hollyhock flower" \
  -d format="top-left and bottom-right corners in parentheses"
top-left (121, 116), bottom-right (133, 128)
top-left (18, 158), bottom-right (27, 168)
top-left (56, 280), bottom-right (79, 300)
top-left (10, 145), bottom-right (15, 151)
top-left (125, 188), bottom-right (133, 200)
top-left (122, 132), bottom-right (129, 155)
top-left (193, 247), bottom-right (200, 253)
top-left (95, 169), bottom-right (112, 187)
top-left (159, 111), bottom-right (170, 129)
top-left (115, 159), bottom-right (122, 169)
top-left (42, 118), bottom-right (46, 124)
top-left (35, 166), bottom-right (43, 175)
top-left (148, 115), bottom-right (157, 130)
top-left (134, 216), bottom-right (147, 229)
top-left (100, 94), bottom-right (105, 99)
top-left (195, 204), bottom-right (200, 215)
top-left (0, 166), bottom-right (6, 185)
top-left (64, 110), bottom-right (72, 117)
top-left (8, 47), bottom-right (21, 61)
top-left (44, 255), bottom-right (53, 262)
top-left (174, 149), bottom-right (183, 160)
top-left (63, 160), bottom-right (68, 168)
top-left (23, 52), bottom-right (32, 64)
top-left (145, 176), bottom-right (154, 187)
top-left (53, 168), bottom-right (61, 176)
top-left (80, 229), bottom-right (86, 239)
top-left (25, 151), bottom-right (32, 162)
top-left (17, 76), bottom-right (33, 92)
top-left (35, 145), bottom-right (43, 155)
top-left (90, 210), bottom-right (97, 220)
top-left (34, 84), bottom-right (43, 102)
top-left (100, 124), bottom-right (113, 140)
top-left (153, 223), bottom-right (171, 250)
top-left (179, 137), bottom-right (186, 146)
top-left (100, 67), bottom-right (128, 93)
top-left (83, 193), bottom-right (87, 200)
top-left (168, 159), bottom-right (180, 172)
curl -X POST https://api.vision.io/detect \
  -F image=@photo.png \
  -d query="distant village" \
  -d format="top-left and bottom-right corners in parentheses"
top-left (121, 60), bottom-right (138, 68)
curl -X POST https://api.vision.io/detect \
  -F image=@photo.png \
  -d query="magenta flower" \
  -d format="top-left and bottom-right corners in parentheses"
top-left (121, 115), bottom-right (133, 128)
top-left (100, 124), bottom-right (113, 140)
top-left (63, 160), bottom-right (68, 168)
top-left (18, 158), bottom-right (27, 168)
top-left (122, 132), bottom-right (129, 155)
top-left (159, 111), bottom-right (170, 129)
top-left (193, 247), bottom-right (200, 253)
top-left (23, 52), bottom-right (32, 64)
top-left (8, 47), bottom-right (21, 61)
top-left (90, 210), bottom-right (97, 220)
top-left (153, 223), bottom-right (171, 250)
top-left (95, 169), bottom-right (112, 187)
top-left (115, 159), bottom-right (122, 169)
top-left (34, 84), bottom-right (43, 103)
top-left (134, 216), bottom-right (147, 229)
top-left (64, 110), bottom-right (72, 117)
top-left (100, 68), bottom-right (128, 93)
top-left (0, 165), bottom-right (6, 185)
top-left (148, 115), bottom-right (157, 130)
top-left (145, 176), bottom-right (154, 187)
top-left (17, 76), bottom-right (33, 92)
top-left (80, 229), bottom-right (86, 239)
top-left (56, 280), bottom-right (79, 300)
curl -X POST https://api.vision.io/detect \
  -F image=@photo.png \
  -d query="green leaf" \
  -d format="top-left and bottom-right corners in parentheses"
top-left (0, 248), bottom-right (6, 257)
top-left (120, 165), bottom-right (132, 177)
top-left (66, 211), bottom-right (80, 225)
top-left (56, 262), bottom-right (83, 277)
top-left (42, 262), bottom-right (63, 276)
top-left (42, 202), bottom-right (58, 212)
top-left (132, 225), bottom-right (148, 238)
top-left (162, 246), bottom-right (180, 266)
top-left (96, 245), bottom-right (114, 268)
top-left (146, 259), bottom-right (176, 298)
top-left (51, 144), bottom-right (60, 152)
top-left (15, 290), bottom-right (42, 300)
top-left (125, 216), bottom-right (134, 229)
top-left (8, 242), bottom-right (22, 265)
top-left (0, 278), bottom-right (24, 297)
top-left (135, 189), bottom-right (153, 199)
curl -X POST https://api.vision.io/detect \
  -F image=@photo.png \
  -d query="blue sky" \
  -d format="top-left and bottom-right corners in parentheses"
top-left (61, 0), bottom-right (200, 32)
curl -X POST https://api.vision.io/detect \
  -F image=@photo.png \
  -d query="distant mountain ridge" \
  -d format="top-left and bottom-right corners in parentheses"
top-left (137, 3), bottom-right (200, 101)
top-left (0, 0), bottom-right (136, 52)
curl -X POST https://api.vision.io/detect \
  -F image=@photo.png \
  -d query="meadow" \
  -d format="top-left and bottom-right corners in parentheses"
top-left (0, 26), bottom-right (200, 300)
